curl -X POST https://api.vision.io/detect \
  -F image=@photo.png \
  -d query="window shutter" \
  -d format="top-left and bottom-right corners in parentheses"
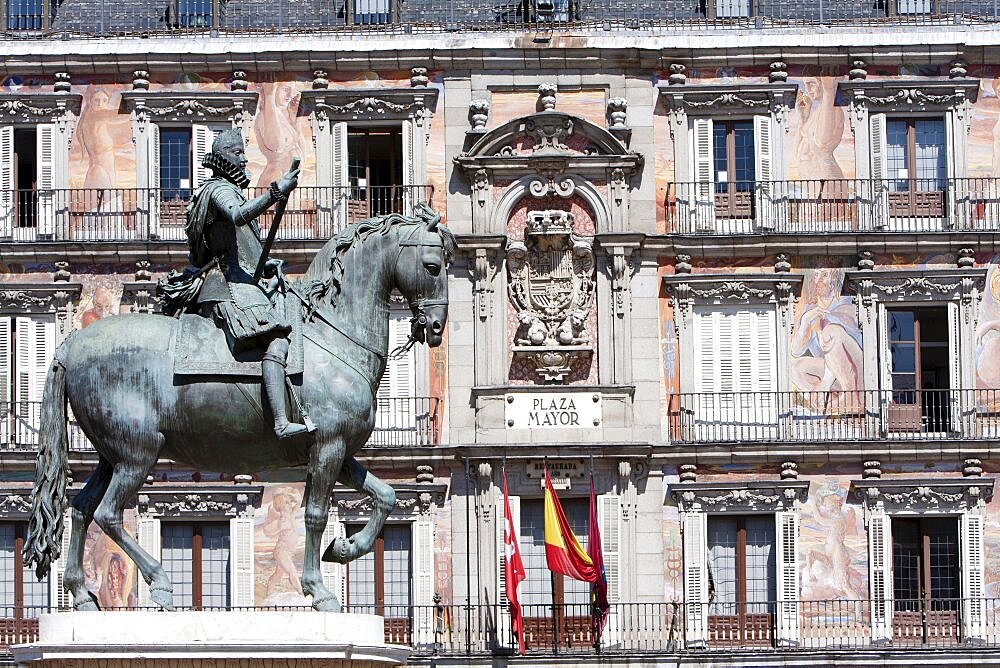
top-left (753, 115), bottom-right (775, 230)
top-left (411, 517), bottom-right (435, 646)
top-left (867, 509), bottom-right (892, 643)
top-left (0, 317), bottom-right (9, 447)
top-left (962, 511), bottom-right (986, 641)
top-left (401, 121), bottom-right (415, 213)
top-left (377, 311), bottom-right (416, 433)
top-left (495, 493), bottom-right (519, 648)
top-left (0, 125), bottom-right (14, 237)
top-left (682, 511), bottom-right (708, 648)
top-left (332, 122), bottom-right (349, 230)
top-left (49, 507), bottom-right (72, 610)
top-left (136, 514), bottom-right (162, 607)
top-left (775, 510), bottom-right (800, 646)
top-left (945, 111), bottom-right (966, 228)
top-left (229, 515), bottom-right (255, 607)
top-left (869, 113), bottom-right (889, 229)
top-left (691, 117), bottom-right (716, 231)
top-left (598, 493), bottom-right (622, 647)
top-left (947, 301), bottom-right (965, 431)
top-left (148, 123), bottom-right (161, 236)
top-left (192, 124), bottom-right (227, 189)
top-left (320, 508), bottom-right (347, 607)
top-left (35, 123), bottom-right (56, 237)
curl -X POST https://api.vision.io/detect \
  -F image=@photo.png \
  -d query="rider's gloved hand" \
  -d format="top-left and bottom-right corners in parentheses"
top-left (262, 258), bottom-right (284, 279)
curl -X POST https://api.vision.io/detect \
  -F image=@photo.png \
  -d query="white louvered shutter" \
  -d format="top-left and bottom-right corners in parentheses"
top-left (401, 120), bottom-right (415, 213)
top-left (869, 113), bottom-right (889, 229)
top-left (775, 511), bottom-right (800, 646)
top-left (412, 517), bottom-right (435, 646)
top-left (0, 318), bottom-right (10, 447)
top-left (15, 316), bottom-right (54, 447)
top-left (148, 123), bottom-right (161, 237)
top-left (947, 302), bottom-right (965, 432)
top-left (945, 110), bottom-right (966, 229)
top-left (867, 509), bottom-right (892, 643)
top-left (0, 125), bottom-right (14, 237)
top-left (598, 494), bottom-right (621, 646)
top-left (136, 514), bottom-right (162, 607)
top-left (376, 311), bottom-right (416, 437)
top-left (35, 123), bottom-right (56, 237)
top-left (192, 123), bottom-right (228, 189)
top-left (320, 507), bottom-right (347, 608)
top-left (50, 507), bottom-right (73, 610)
top-left (876, 304), bottom-right (892, 434)
top-left (331, 122), bottom-right (349, 231)
top-left (495, 493), bottom-right (519, 648)
top-left (682, 511), bottom-right (708, 648)
top-left (691, 117), bottom-right (716, 231)
top-left (229, 515), bottom-right (255, 607)
top-left (962, 512), bottom-right (986, 641)
top-left (753, 115), bottom-right (775, 230)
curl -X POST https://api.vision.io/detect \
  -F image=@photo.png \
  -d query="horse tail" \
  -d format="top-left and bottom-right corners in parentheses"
top-left (23, 355), bottom-right (70, 580)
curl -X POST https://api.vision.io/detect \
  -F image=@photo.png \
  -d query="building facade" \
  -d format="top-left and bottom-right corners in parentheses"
top-left (3, 2), bottom-right (1000, 665)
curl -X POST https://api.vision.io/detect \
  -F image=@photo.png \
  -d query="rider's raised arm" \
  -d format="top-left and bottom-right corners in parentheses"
top-left (210, 186), bottom-right (278, 228)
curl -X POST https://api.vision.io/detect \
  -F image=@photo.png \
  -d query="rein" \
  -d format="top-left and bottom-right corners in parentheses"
top-left (390, 225), bottom-right (448, 360)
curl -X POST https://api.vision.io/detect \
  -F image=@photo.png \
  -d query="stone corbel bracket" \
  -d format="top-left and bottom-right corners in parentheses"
top-left (137, 484), bottom-right (264, 518)
top-left (120, 90), bottom-right (259, 132)
top-left (850, 478), bottom-right (994, 513)
top-left (121, 281), bottom-right (159, 315)
top-left (670, 480), bottom-right (810, 513)
top-left (597, 233), bottom-right (642, 319)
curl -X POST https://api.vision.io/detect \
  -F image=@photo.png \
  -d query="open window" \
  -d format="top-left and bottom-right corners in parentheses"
top-left (891, 517), bottom-right (961, 644)
top-left (169, 0), bottom-right (213, 28)
top-left (707, 515), bottom-right (776, 647)
top-left (347, 128), bottom-right (404, 220)
top-left (883, 306), bottom-right (952, 432)
top-left (0, 521), bottom-right (50, 632)
top-left (0, 124), bottom-right (56, 240)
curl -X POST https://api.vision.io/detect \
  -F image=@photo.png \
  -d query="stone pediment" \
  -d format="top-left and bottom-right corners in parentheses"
top-left (299, 86), bottom-right (438, 122)
top-left (837, 78), bottom-right (980, 111)
top-left (119, 90), bottom-right (258, 123)
top-left (454, 110), bottom-right (642, 178)
top-left (0, 92), bottom-right (82, 123)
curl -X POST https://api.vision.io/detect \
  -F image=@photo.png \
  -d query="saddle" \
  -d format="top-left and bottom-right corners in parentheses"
top-left (172, 295), bottom-right (304, 378)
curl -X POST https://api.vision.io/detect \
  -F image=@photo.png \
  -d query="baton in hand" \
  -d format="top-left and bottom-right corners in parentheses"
top-left (253, 156), bottom-right (300, 284)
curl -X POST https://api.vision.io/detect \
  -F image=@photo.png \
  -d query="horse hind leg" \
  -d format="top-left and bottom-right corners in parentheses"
top-left (62, 458), bottom-right (113, 611)
top-left (324, 457), bottom-right (396, 565)
top-left (93, 453), bottom-right (173, 611)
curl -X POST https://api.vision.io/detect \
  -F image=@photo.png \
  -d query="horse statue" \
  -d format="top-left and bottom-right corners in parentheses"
top-left (21, 203), bottom-right (453, 613)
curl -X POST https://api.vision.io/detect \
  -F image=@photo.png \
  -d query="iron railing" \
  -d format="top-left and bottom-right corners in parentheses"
top-left (0, 185), bottom-right (434, 243)
top-left (666, 178), bottom-right (1000, 235)
top-left (0, 398), bottom-right (440, 452)
top-left (3, 0), bottom-right (999, 38)
top-left (5, 600), bottom-right (1000, 656)
top-left (668, 389), bottom-right (1000, 443)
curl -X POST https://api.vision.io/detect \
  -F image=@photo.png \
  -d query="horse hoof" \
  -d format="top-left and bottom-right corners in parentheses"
top-left (312, 595), bottom-right (342, 613)
top-left (74, 594), bottom-right (100, 612)
top-left (322, 536), bottom-right (354, 564)
top-left (150, 587), bottom-right (175, 611)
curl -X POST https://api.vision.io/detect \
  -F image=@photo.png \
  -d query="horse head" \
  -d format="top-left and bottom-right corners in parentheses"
top-left (392, 203), bottom-right (453, 348)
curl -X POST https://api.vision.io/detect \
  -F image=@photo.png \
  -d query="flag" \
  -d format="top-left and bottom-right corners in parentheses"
top-left (502, 469), bottom-right (526, 655)
top-left (543, 468), bottom-right (596, 582)
top-left (588, 474), bottom-right (610, 638)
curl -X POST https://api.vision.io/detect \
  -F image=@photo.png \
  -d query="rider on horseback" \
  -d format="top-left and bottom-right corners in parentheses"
top-left (184, 127), bottom-right (308, 441)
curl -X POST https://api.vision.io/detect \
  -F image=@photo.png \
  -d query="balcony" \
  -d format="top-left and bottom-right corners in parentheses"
top-left (2, 0), bottom-right (997, 38)
top-left (666, 178), bottom-right (1000, 235)
top-left (0, 185), bottom-right (433, 243)
top-left (5, 600), bottom-right (1000, 657)
top-left (668, 389), bottom-right (1000, 444)
top-left (0, 398), bottom-right (440, 452)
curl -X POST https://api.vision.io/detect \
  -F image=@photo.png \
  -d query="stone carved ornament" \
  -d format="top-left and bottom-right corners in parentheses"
top-left (506, 210), bottom-right (595, 382)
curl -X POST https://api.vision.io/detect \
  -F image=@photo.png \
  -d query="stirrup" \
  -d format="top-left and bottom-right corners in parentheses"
top-left (275, 421), bottom-right (309, 440)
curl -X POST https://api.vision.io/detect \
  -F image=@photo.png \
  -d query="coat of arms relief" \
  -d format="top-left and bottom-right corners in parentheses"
top-left (507, 210), bottom-right (595, 382)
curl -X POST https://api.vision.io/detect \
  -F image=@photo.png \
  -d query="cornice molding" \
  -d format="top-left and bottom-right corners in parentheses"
top-left (0, 92), bottom-right (82, 123)
top-left (850, 477), bottom-right (994, 512)
top-left (838, 78), bottom-right (980, 109)
top-left (0, 282), bottom-right (82, 313)
top-left (120, 90), bottom-right (258, 123)
top-left (300, 87), bottom-right (438, 122)
top-left (663, 272), bottom-right (803, 304)
top-left (335, 483), bottom-right (447, 518)
top-left (844, 268), bottom-right (986, 302)
top-left (137, 484), bottom-right (263, 518)
top-left (658, 81), bottom-right (799, 114)
top-left (670, 480), bottom-right (809, 512)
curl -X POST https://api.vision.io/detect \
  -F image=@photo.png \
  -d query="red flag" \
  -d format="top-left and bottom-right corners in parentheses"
top-left (588, 475), bottom-right (609, 638)
top-left (502, 469), bottom-right (526, 655)
top-left (543, 469), bottom-right (597, 582)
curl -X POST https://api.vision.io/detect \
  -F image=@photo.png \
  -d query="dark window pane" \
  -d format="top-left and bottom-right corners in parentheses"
top-left (892, 518), bottom-right (921, 608)
top-left (713, 124), bottom-right (728, 190)
top-left (160, 128), bottom-right (192, 201)
top-left (6, 0), bottom-right (43, 30)
top-left (353, 0), bottom-right (391, 24)
top-left (886, 120), bottom-right (909, 192)
top-left (888, 310), bottom-right (915, 342)
top-left (732, 121), bottom-right (755, 189)
top-left (913, 119), bottom-right (946, 190)
top-left (177, 0), bottom-right (213, 27)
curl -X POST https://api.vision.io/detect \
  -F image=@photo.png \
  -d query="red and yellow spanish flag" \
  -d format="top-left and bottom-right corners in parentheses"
top-left (543, 468), bottom-right (597, 583)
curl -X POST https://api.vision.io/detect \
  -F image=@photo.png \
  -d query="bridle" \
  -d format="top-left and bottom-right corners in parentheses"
top-left (390, 223), bottom-right (449, 360)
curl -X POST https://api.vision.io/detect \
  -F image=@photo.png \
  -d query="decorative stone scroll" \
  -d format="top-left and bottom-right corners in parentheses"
top-left (507, 210), bottom-right (596, 382)
top-left (137, 485), bottom-right (263, 518)
top-left (670, 480), bottom-right (809, 513)
top-left (120, 90), bottom-right (258, 129)
top-left (851, 478), bottom-right (994, 514)
top-left (0, 282), bottom-right (82, 341)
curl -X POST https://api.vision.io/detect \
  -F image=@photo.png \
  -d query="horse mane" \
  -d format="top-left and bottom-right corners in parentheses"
top-left (300, 207), bottom-right (455, 312)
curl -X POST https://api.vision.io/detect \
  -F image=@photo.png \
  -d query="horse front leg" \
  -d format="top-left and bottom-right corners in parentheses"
top-left (324, 457), bottom-right (396, 564)
top-left (301, 438), bottom-right (345, 612)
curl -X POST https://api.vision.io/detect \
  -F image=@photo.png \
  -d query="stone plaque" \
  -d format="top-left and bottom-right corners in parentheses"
top-left (505, 392), bottom-right (601, 429)
top-left (525, 459), bottom-right (587, 479)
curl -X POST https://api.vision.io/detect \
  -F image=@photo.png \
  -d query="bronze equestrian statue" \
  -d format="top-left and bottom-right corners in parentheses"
top-left (20, 128), bottom-right (453, 613)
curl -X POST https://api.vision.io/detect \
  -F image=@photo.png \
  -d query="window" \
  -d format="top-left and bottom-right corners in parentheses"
top-left (886, 118), bottom-right (946, 217)
top-left (0, 522), bottom-right (50, 620)
top-left (159, 128), bottom-right (192, 202)
top-left (171, 0), bottom-right (212, 28)
top-left (5, 0), bottom-right (44, 30)
top-left (891, 517), bottom-right (960, 642)
top-left (892, 0), bottom-right (935, 15)
top-left (712, 120), bottom-right (755, 219)
top-left (348, 0), bottom-right (393, 24)
top-left (707, 516), bottom-right (775, 646)
top-left (713, 0), bottom-right (751, 18)
top-left (347, 128), bottom-right (404, 218)
top-left (160, 522), bottom-right (230, 609)
top-left (0, 315), bottom-right (55, 450)
top-left (519, 498), bottom-right (591, 649)
top-left (346, 524), bottom-right (411, 636)
top-left (885, 306), bottom-right (950, 432)
top-left (0, 124), bottom-right (55, 238)
top-left (155, 124), bottom-right (225, 234)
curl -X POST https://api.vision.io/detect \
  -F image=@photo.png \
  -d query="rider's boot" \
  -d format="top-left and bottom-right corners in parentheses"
top-left (263, 337), bottom-right (308, 440)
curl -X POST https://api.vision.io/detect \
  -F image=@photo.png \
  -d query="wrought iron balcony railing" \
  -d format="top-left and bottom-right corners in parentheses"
top-left (666, 178), bottom-right (1000, 235)
top-left (1, 397), bottom-right (440, 452)
top-left (2, 0), bottom-right (998, 38)
top-left (5, 599), bottom-right (1000, 656)
top-left (0, 185), bottom-right (433, 243)
top-left (668, 388), bottom-right (1000, 444)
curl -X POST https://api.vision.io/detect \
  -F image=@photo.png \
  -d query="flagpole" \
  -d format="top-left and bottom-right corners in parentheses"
top-left (545, 460), bottom-right (558, 655)
top-left (589, 456), bottom-right (601, 654)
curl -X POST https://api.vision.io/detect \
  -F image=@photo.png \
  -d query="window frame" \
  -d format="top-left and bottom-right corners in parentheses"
top-left (160, 520), bottom-right (231, 610)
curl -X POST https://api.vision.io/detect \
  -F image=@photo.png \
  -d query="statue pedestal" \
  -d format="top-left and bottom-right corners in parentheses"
top-left (12, 611), bottom-right (409, 667)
